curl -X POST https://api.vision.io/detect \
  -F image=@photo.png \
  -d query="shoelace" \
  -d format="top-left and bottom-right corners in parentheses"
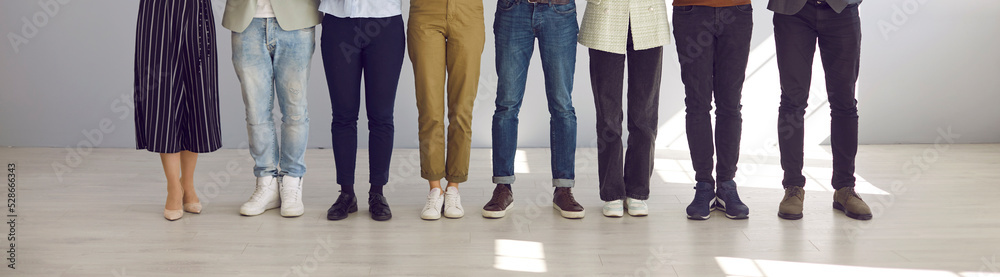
top-left (282, 184), bottom-right (300, 203)
top-left (333, 193), bottom-right (352, 207)
top-left (847, 188), bottom-right (863, 200)
top-left (249, 185), bottom-right (271, 202)
top-left (693, 186), bottom-right (715, 202)
top-left (445, 191), bottom-right (461, 210)
top-left (719, 189), bottom-right (745, 205)
top-left (423, 192), bottom-right (442, 211)
top-left (370, 194), bottom-right (389, 210)
top-left (628, 199), bottom-right (645, 208)
top-left (556, 191), bottom-right (581, 206)
top-left (787, 187), bottom-right (803, 198)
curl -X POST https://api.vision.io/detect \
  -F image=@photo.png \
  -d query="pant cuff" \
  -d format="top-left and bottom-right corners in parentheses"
top-left (421, 171), bottom-right (445, 182)
top-left (625, 193), bottom-right (649, 201)
top-left (553, 179), bottom-right (574, 188)
top-left (254, 170), bottom-right (279, 178)
top-left (600, 195), bottom-right (625, 201)
top-left (445, 174), bottom-right (468, 184)
top-left (493, 175), bottom-right (515, 185)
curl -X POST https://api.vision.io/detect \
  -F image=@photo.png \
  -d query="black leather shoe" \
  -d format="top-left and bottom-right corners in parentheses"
top-left (326, 192), bottom-right (357, 221)
top-left (368, 193), bottom-right (392, 221)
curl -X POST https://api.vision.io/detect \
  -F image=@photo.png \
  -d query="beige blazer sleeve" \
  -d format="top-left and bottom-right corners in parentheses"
top-left (222, 0), bottom-right (322, 33)
top-left (578, 0), bottom-right (670, 54)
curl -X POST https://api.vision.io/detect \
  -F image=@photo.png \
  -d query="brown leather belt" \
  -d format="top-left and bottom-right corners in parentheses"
top-left (525, 0), bottom-right (573, 5)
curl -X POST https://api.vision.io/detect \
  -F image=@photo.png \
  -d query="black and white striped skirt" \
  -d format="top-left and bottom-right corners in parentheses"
top-left (134, 0), bottom-right (222, 153)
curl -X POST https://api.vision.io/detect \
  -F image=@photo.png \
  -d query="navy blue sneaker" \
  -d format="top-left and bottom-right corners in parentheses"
top-left (715, 180), bottom-right (749, 219)
top-left (686, 182), bottom-right (716, 220)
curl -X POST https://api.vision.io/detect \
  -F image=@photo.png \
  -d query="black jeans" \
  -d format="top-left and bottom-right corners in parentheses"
top-left (589, 28), bottom-right (662, 201)
top-left (774, 2), bottom-right (861, 189)
top-left (673, 4), bottom-right (753, 187)
top-left (321, 15), bottom-right (406, 187)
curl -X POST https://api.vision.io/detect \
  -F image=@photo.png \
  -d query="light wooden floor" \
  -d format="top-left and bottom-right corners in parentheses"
top-left (3, 145), bottom-right (1000, 276)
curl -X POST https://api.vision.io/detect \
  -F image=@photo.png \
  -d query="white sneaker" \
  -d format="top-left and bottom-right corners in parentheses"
top-left (443, 187), bottom-right (464, 218)
top-left (240, 176), bottom-right (280, 216)
top-left (420, 188), bottom-right (444, 220)
top-left (279, 176), bottom-right (304, 217)
top-left (626, 197), bottom-right (648, 216)
top-left (603, 200), bottom-right (624, 217)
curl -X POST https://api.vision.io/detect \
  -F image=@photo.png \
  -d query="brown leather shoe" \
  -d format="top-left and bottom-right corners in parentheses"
top-left (833, 187), bottom-right (873, 220)
top-left (553, 187), bottom-right (585, 219)
top-left (482, 185), bottom-right (513, 218)
top-left (778, 186), bottom-right (805, 220)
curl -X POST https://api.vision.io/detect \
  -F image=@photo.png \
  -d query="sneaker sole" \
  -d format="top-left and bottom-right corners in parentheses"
top-left (240, 201), bottom-right (280, 216)
top-left (686, 197), bottom-right (717, 220)
top-left (443, 212), bottom-right (464, 219)
top-left (715, 198), bottom-right (749, 219)
top-left (552, 203), bottom-right (585, 219)
top-left (281, 207), bottom-right (304, 217)
top-left (482, 203), bottom-right (512, 219)
top-left (422, 203), bottom-right (443, 220)
top-left (420, 213), bottom-right (442, 220)
top-left (715, 205), bottom-right (749, 220)
top-left (627, 210), bottom-right (649, 217)
top-left (603, 210), bottom-right (624, 217)
top-left (833, 202), bottom-right (872, 220)
top-left (687, 214), bottom-right (711, 220)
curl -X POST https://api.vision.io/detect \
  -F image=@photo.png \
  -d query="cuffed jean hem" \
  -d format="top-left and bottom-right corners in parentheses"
top-left (493, 176), bottom-right (515, 184)
top-left (553, 178), bottom-right (574, 188)
top-left (280, 172), bottom-right (304, 178)
top-left (255, 170), bottom-right (280, 178)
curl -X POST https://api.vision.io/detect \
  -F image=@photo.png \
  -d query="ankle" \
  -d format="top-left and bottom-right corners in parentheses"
top-left (369, 185), bottom-right (384, 195)
top-left (340, 184), bottom-right (355, 195)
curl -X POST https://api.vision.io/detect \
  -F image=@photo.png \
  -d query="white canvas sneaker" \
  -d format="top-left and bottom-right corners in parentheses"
top-left (443, 187), bottom-right (464, 218)
top-left (603, 199), bottom-right (624, 217)
top-left (240, 175), bottom-right (280, 216)
top-left (626, 197), bottom-right (648, 216)
top-left (420, 188), bottom-right (444, 220)
top-left (279, 176), bottom-right (304, 217)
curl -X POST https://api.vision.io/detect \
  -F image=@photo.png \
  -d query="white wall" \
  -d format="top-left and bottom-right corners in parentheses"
top-left (1, 0), bottom-right (998, 151)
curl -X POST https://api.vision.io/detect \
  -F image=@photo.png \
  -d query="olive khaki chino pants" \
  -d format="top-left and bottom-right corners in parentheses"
top-left (407, 0), bottom-right (486, 183)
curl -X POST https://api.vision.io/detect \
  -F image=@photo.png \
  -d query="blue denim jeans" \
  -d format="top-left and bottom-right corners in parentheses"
top-left (492, 0), bottom-right (578, 188)
top-left (232, 18), bottom-right (314, 178)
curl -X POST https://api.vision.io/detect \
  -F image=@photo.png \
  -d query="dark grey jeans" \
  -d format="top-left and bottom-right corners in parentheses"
top-left (589, 28), bottom-right (662, 201)
top-left (673, 4), bottom-right (753, 187)
top-left (774, 1), bottom-right (862, 189)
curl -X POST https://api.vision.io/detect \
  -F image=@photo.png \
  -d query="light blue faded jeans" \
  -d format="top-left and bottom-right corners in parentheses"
top-left (232, 18), bottom-right (314, 178)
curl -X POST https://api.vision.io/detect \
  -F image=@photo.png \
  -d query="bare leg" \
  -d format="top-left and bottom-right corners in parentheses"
top-left (160, 153), bottom-right (183, 211)
top-left (446, 181), bottom-right (459, 190)
top-left (428, 180), bottom-right (443, 193)
top-left (180, 150), bottom-right (200, 204)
